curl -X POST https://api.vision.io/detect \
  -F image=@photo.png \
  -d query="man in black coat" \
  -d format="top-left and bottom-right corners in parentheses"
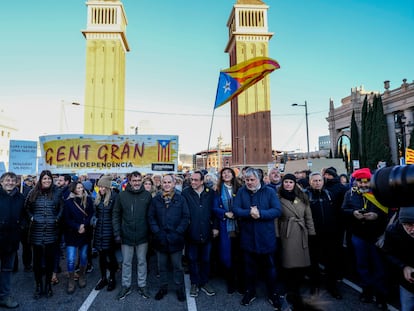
top-left (0, 172), bottom-right (25, 309)
top-left (182, 170), bottom-right (217, 298)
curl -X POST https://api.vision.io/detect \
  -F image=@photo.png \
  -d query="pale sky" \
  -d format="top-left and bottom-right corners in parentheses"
top-left (1, 0), bottom-right (413, 154)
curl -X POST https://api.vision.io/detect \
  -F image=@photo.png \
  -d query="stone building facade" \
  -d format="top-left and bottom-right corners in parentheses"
top-left (326, 78), bottom-right (414, 165)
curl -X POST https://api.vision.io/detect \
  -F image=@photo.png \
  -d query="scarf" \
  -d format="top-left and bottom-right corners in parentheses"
top-left (280, 188), bottom-right (296, 202)
top-left (162, 191), bottom-right (175, 208)
top-left (221, 184), bottom-right (236, 233)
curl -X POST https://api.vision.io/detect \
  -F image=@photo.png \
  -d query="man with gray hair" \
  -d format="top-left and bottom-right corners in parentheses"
top-left (0, 172), bottom-right (25, 309)
top-left (267, 168), bottom-right (282, 193)
top-left (233, 168), bottom-right (282, 310)
top-left (304, 172), bottom-right (343, 299)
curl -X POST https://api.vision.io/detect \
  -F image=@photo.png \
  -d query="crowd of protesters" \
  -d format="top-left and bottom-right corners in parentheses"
top-left (0, 165), bottom-right (413, 311)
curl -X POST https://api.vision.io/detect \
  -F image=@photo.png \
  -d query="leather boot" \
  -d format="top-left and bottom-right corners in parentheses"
top-left (67, 272), bottom-right (76, 294)
top-left (78, 266), bottom-right (87, 288)
top-left (45, 282), bottom-right (53, 298)
top-left (107, 271), bottom-right (116, 291)
top-left (95, 277), bottom-right (108, 290)
top-left (34, 281), bottom-right (43, 299)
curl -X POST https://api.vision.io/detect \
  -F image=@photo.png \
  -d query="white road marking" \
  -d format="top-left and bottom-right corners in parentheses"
top-left (185, 274), bottom-right (198, 311)
top-left (78, 289), bottom-right (100, 311)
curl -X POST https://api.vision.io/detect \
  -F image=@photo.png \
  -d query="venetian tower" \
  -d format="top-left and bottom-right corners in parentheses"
top-left (225, 0), bottom-right (273, 167)
top-left (81, 0), bottom-right (130, 135)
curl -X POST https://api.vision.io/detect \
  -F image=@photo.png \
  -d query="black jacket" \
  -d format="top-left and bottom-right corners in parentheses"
top-left (305, 187), bottom-right (341, 235)
top-left (25, 186), bottom-right (63, 246)
top-left (341, 189), bottom-right (388, 242)
top-left (182, 186), bottom-right (216, 244)
top-left (0, 186), bottom-right (25, 254)
top-left (94, 191), bottom-right (117, 251)
top-left (383, 221), bottom-right (414, 293)
top-left (148, 191), bottom-right (190, 253)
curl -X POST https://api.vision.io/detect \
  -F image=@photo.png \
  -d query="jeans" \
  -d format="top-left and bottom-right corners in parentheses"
top-left (0, 252), bottom-right (15, 299)
top-left (400, 285), bottom-right (414, 311)
top-left (121, 243), bottom-right (148, 288)
top-left (351, 235), bottom-right (387, 296)
top-left (187, 242), bottom-right (211, 286)
top-left (66, 244), bottom-right (88, 272)
top-left (157, 251), bottom-right (184, 289)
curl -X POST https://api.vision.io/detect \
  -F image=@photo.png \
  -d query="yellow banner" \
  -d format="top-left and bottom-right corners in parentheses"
top-left (39, 134), bottom-right (178, 174)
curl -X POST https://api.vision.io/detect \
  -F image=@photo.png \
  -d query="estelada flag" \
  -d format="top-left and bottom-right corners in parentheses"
top-left (405, 147), bottom-right (414, 164)
top-left (214, 57), bottom-right (280, 109)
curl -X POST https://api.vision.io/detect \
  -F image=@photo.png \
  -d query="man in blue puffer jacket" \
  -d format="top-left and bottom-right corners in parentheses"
top-left (233, 167), bottom-right (282, 310)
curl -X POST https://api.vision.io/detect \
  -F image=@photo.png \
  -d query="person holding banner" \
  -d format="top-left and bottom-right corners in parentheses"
top-left (25, 170), bottom-right (63, 299)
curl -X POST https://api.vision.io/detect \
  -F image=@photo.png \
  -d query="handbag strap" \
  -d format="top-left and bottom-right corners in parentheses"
top-left (74, 201), bottom-right (88, 217)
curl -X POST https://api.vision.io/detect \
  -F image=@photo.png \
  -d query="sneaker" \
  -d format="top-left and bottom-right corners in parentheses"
top-left (268, 293), bottom-right (282, 311)
top-left (241, 291), bottom-right (256, 306)
top-left (190, 284), bottom-right (199, 297)
top-left (200, 283), bottom-right (216, 296)
top-left (117, 286), bottom-right (132, 300)
top-left (138, 286), bottom-right (150, 299)
top-left (0, 296), bottom-right (19, 309)
top-left (86, 263), bottom-right (94, 273)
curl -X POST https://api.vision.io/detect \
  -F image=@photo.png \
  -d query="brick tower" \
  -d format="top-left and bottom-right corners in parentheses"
top-left (225, 0), bottom-right (273, 167)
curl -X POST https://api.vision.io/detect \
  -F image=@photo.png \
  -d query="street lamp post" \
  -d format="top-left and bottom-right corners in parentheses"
top-left (60, 100), bottom-right (81, 133)
top-left (292, 101), bottom-right (310, 163)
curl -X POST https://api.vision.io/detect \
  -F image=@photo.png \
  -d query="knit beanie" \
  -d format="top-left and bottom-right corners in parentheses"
top-left (324, 167), bottom-right (338, 178)
top-left (97, 175), bottom-right (112, 188)
top-left (282, 173), bottom-right (296, 183)
top-left (399, 207), bottom-right (414, 223)
top-left (82, 180), bottom-right (93, 192)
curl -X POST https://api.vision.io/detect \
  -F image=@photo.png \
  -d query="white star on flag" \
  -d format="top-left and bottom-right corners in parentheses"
top-left (223, 80), bottom-right (231, 93)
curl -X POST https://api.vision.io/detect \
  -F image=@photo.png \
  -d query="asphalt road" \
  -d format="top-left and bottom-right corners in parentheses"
top-left (9, 250), bottom-right (400, 311)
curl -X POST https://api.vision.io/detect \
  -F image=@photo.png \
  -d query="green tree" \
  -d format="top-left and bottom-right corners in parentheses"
top-left (350, 110), bottom-right (360, 171)
top-left (409, 128), bottom-right (414, 149)
top-left (360, 96), bottom-right (368, 167)
top-left (365, 95), bottom-right (392, 169)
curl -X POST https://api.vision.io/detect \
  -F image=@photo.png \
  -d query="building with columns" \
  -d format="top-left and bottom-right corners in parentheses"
top-left (225, 0), bottom-right (274, 168)
top-left (326, 78), bottom-right (414, 165)
top-left (81, 0), bottom-right (129, 135)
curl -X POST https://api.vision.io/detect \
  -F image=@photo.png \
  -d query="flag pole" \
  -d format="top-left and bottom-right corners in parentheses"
top-left (205, 108), bottom-right (216, 170)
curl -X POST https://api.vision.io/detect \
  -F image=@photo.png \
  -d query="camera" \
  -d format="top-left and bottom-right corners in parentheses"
top-left (371, 165), bottom-right (414, 208)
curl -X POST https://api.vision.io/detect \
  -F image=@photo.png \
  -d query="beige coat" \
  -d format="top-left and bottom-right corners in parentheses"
top-left (276, 197), bottom-right (316, 269)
